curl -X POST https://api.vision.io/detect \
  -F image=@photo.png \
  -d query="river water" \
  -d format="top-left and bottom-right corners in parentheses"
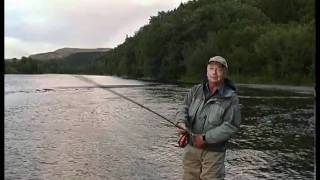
top-left (5, 74), bottom-right (315, 180)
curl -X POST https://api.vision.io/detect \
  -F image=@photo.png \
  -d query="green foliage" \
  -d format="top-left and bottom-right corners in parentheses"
top-left (5, 52), bottom-right (108, 75)
top-left (5, 0), bottom-right (315, 86)
top-left (246, 0), bottom-right (315, 23)
top-left (5, 57), bottom-right (42, 74)
top-left (254, 22), bottom-right (315, 84)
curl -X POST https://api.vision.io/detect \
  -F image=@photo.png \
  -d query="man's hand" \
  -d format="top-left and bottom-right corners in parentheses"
top-left (191, 134), bottom-right (205, 148)
top-left (176, 122), bottom-right (187, 134)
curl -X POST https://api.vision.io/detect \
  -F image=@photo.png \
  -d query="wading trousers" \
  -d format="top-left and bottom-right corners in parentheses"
top-left (182, 145), bottom-right (225, 180)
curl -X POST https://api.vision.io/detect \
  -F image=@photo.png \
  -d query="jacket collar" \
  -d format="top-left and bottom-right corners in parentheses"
top-left (203, 78), bottom-right (236, 98)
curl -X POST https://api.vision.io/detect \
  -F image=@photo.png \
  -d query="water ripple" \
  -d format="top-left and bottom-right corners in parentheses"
top-left (5, 75), bottom-right (314, 179)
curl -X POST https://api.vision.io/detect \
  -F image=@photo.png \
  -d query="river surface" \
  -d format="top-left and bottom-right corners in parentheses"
top-left (5, 74), bottom-right (315, 180)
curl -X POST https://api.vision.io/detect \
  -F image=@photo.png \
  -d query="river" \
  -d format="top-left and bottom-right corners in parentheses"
top-left (5, 74), bottom-right (315, 180)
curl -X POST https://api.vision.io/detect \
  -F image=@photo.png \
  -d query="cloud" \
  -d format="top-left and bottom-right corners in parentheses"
top-left (5, 36), bottom-right (62, 59)
top-left (5, 0), bottom-right (190, 59)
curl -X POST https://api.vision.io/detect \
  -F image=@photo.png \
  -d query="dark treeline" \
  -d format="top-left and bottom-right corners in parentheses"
top-left (5, 51), bottom-right (107, 75)
top-left (5, 0), bottom-right (315, 85)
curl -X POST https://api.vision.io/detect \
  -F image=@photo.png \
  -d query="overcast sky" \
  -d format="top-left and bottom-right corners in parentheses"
top-left (5, 0), bottom-right (190, 59)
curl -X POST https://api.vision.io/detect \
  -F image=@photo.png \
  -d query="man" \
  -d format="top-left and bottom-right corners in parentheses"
top-left (176, 56), bottom-right (241, 180)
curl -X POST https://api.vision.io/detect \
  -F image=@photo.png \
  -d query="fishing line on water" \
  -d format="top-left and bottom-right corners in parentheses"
top-left (73, 75), bottom-right (185, 130)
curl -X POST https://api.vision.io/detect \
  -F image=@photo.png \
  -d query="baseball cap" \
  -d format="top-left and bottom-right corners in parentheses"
top-left (208, 56), bottom-right (228, 69)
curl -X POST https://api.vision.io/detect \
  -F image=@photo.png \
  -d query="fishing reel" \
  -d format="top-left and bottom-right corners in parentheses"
top-left (178, 133), bottom-right (188, 148)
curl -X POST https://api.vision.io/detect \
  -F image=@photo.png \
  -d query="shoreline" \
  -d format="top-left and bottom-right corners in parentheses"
top-left (5, 73), bottom-right (315, 95)
top-left (236, 83), bottom-right (315, 95)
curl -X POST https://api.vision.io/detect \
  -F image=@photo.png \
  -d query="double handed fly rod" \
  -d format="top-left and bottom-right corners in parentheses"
top-left (73, 75), bottom-right (187, 132)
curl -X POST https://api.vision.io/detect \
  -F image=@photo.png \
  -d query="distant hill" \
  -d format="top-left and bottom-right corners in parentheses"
top-left (5, 58), bottom-right (19, 62)
top-left (29, 47), bottom-right (111, 60)
top-left (5, 0), bottom-right (315, 86)
top-left (5, 47), bottom-right (111, 74)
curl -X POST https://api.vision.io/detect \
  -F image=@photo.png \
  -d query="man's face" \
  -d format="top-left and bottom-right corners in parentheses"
top-left (207, 62), bottom-right (225, 84)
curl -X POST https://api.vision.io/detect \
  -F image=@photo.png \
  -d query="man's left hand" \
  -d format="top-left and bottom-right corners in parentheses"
top-left (192, 134), bottom-right (205, 148)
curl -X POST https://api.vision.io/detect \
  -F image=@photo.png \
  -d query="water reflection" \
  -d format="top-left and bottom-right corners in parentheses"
top-left (5, 75), bottom-right (315, 179)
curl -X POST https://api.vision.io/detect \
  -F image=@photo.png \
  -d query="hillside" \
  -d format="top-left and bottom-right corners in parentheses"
top-left (5, 0), bottom-right (315, 85)
top-left (29, 48), bottom-right (111, 60)
top-left (5, 49), bottom-right (110, 74)
top-left (103, 0), bottom-right (315, 85)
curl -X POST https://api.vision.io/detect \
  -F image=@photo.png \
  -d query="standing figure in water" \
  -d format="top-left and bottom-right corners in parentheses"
top-left (176, 56), bottom-right (241, 180)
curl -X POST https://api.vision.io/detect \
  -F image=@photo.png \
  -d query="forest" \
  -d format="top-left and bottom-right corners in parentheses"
top-left (5, 0), bottom-right (315, 85)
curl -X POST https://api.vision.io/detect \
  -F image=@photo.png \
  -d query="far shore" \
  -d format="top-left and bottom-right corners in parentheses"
top-left (5, 73), bottom-right (315, 95)
top-left (236, 83), bottom-right (314, 94)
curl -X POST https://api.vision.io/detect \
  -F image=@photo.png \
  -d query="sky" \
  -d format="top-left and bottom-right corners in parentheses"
top-left (5, 0), bottom-right (190, 59)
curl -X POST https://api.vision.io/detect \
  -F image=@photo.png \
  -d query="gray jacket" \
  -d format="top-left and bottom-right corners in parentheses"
top-left (176, 79), bottom-right (241, 151)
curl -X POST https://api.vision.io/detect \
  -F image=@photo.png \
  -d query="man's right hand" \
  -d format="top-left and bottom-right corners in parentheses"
top-left (176, 122), bottom-right (187, 134)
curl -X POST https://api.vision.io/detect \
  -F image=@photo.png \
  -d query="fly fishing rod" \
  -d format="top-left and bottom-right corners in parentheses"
top-left (73, 75), bottom-right (186, 130)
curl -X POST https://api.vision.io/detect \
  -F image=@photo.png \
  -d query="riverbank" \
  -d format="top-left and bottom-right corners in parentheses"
top-left (5, 73), bottom-right (315, 95)
top-left (122, 76), bottom-right (315, 95)
top-left (236, 83), bottom-right (315, 95)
